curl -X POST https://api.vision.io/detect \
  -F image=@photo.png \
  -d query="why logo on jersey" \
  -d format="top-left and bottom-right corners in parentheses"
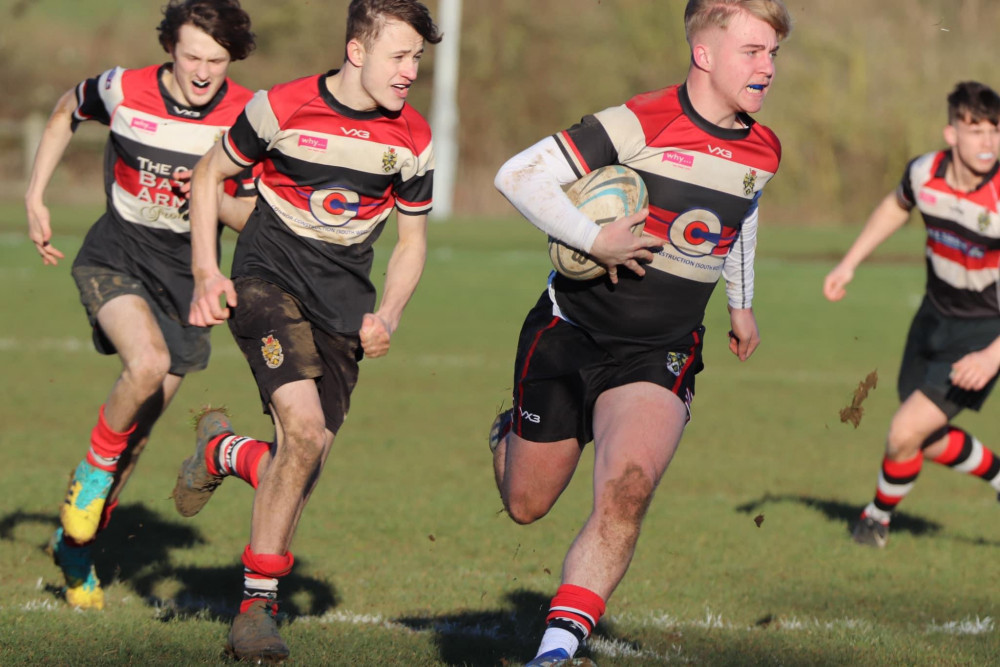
top-left (131, 118), bottom-right (159, 134)
top-left (382, 147), bottom-right (398, 173)
top-left (261, 335), bottom-right (284, 369)
top-left (743, 169), bottom-right (758, 196)
top-left (665, 351), bottom-right (689, 377)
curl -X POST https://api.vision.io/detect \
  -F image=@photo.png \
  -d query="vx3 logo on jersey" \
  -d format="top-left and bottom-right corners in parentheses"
top-left (341, 127), bottom-right (371, 139)
top-left (518, 407), bottom-right (541, 424)
top-left (707, 145), bottom-right (733, 159)
top-left (171, 105), bottom-right (202, 118)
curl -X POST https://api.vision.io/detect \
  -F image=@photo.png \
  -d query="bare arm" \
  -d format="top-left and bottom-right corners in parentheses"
top-left (24, 88), bottom-right (77, 265)
top-left (219, 193), bottom-right (257, 232)
top-left (823, 192), bottom-right (911, 301)
top-left (359, 213), bottom-right (428, 358)
top-left (188, 141), bottom-right (247, 327)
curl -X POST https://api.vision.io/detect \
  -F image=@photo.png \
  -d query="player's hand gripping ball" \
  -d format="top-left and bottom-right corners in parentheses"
top-left (548, 164), bottom-right (649, 280)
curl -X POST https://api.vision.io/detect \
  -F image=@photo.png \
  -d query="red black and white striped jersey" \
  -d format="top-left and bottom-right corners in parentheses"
top-left (71, 64), bottom-right (255, 321)
top-left (223, 71), bottom-right (434, 335)
top-left (550, 84), bottom-right (781, 347)
top-left (898, 150), bottom-right (1000, 318)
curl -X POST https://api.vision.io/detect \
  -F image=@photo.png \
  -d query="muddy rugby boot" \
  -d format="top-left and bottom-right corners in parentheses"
top-left (226, 599), bottom-right (289, 664)
top-left (851, 515), bottom-right (889, 548)
top-left (173, 409), bottom-right (233, 517)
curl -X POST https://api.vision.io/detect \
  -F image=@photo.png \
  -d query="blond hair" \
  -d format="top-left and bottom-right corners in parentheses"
top-left (684, 0), bottom-right (792, 44)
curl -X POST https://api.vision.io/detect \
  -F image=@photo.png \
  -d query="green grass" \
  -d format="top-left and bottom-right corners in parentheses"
top-left (0, 204), bottom-right (998, 665)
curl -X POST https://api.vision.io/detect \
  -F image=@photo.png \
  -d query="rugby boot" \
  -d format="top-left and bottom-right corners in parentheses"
top-left (50, 527), bottom-right (104, 610)
top-left (525, 648), bottom-right (597, 667)
top-left (60, 459), bottom-right (113, 543)
top-left (851, 515), bottom-right (889, 548)
top-left (173, 409), bottom-right (233, 517)
top-left (489, 408), bottom-right (513, 454)
top-left (226, 599), bottom-right (289, 664)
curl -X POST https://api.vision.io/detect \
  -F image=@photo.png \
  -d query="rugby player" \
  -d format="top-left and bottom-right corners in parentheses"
top-left (491, 1), bottom-right (792, 663)
top-left (25, 0), bottom-right (256, 610)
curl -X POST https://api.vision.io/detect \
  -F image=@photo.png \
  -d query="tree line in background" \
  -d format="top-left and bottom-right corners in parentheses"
top-left (2, 0), bottom-right (998, 223)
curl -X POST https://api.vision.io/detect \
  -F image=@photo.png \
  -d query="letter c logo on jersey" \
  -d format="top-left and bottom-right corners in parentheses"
top-left (308, 187), bottom-right (360, 227)
top-left (667, 208), bottom-right (725, 258)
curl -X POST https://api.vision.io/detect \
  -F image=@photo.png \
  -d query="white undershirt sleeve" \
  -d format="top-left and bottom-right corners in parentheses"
top-left (494, 136), bottom-right (602, 253)
top-left (722, 201), bottom-right (759, 309)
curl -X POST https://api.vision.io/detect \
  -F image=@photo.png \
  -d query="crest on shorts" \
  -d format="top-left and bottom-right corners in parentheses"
top-left (665, 351), bottom-right (689, 377)
top-left (260, 334), bottom-right (284, 369)
top-left (381, 147), bottom-right (398, 173)
top-left (978, 209), bottom-right (991, 232)
top-left (743, 169), bottom-right (758, 196)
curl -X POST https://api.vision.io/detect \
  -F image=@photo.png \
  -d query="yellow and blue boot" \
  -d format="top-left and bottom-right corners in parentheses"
top-left (51, 527), bottom-right (104, 610)
top-left (60, 460), bottom-right (113, 543)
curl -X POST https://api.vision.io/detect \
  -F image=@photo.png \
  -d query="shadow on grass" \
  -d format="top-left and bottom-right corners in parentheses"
top-left (395, 588), bottom-right (627, 666)
top-left (0, 503), bottom-right (339, 620)
top-left (734, 492), bottom-right (943, 538)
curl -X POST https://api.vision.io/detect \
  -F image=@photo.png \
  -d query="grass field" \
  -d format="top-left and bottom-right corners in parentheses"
top-left (1, 204), bottom-right (998, 665)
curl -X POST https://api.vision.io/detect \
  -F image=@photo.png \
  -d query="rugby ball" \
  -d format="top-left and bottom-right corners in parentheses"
top-left (548, 165), bottom-right (649, 280)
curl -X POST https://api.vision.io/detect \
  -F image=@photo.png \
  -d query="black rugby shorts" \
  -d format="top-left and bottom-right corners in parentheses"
top-left (71, 265), bottom-right (210, 375)
top-left (509, 292), bottom-right (704, 445)
top-left (898, 297), bottom-right (1000, 418)
top-left (228, 277), bottom-right (361, 434)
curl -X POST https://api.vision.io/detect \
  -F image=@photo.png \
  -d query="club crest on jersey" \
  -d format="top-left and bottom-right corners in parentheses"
top-left (260, 334), bottom-right (284, 369)
top-left (665, 351), bottom-right (689, 377)
top-left (743, 169), bottom-right (758, 196)
top-left (382, 147), bottom-right (398, 173)
top-left (978, 209), bottom-right (991, 232)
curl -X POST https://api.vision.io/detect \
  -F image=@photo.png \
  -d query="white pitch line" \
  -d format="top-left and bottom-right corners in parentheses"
top-left (926, 616), bottom-right (994, 635)
top-left (3, 601), bottom-right (994, 643)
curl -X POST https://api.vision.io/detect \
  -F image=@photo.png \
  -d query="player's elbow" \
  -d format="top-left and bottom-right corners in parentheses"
top-left (494, 159), bottom-right (519, 198)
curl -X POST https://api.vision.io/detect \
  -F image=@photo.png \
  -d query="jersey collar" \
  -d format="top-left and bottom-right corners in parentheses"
top-left (678, 84), bottom-right (754, 140)
top-left (933, 150), bottom-right (1000, 193)
top-left (157, 63), bottom-right (229, 120)
top-left (319, 70), bottom-right (402, 121)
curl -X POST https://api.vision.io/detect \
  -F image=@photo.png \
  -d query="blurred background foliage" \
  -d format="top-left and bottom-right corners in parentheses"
top-left (2, 0), bottom-right (1000, 223)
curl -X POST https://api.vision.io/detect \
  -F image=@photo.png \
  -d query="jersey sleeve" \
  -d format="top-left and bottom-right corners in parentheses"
top-left (722, 199), bottom-right (760, 309)
top-left (225, 164), bottom-right (259, 198)
top-left (552, 113), bottom-right (618, 179)
top-left (895, 156), bottom-right (920, 211)
top-left (222, 89), bottom-right (273, 167)
top-left (551, 105), bottom-right (648, 179)
top-left (70, 67), bottom-right (122, 131)
top-left (393, 140), bottom-right (434, 216)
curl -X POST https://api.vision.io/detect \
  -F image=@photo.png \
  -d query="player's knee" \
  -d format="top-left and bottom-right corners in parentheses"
top-left (502, 490), bottom-right (551, 525)
top-left (601, 464), bottom-right (655, 527)
top-left (280, 421), bottom-right (329, 465)
top-left (123, 349), bottom-right (171, 392)
top-left (885, 421), bottom-right (925, 459)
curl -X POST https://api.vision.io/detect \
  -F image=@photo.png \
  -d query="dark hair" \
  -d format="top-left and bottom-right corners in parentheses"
top-left (947, 81), bottom-right (1000, 125)
top-left (158, 0), bottom-right (256, 62)
top-left (346, 0), bottom-right (442, 50)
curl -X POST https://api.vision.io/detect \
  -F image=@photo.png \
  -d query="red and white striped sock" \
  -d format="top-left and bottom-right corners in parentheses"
top-left (239, 545), bottom-right (294, 614)
top-left (864, 452), bottom-right (923, 524)
top-left (537, 584), bottom-right (606, 658)
top-left (931, 427), bottom-right (1000, 491)
top-left (208, 435), bottom-right (269, 489)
